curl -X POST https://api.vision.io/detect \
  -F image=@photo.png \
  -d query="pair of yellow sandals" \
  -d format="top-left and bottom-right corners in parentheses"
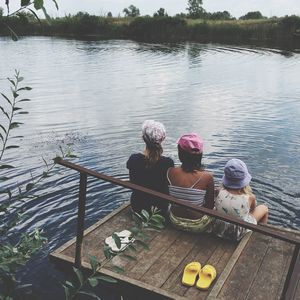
top-left (182, 262), bottom-right (216, 290)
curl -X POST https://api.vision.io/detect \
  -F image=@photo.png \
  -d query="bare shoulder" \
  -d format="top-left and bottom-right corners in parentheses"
top-left (201, 170), bottom-right (214, 181)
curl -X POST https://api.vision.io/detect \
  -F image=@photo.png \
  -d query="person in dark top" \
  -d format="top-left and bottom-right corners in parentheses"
top-left (126, 120), bottom-right (174, 217)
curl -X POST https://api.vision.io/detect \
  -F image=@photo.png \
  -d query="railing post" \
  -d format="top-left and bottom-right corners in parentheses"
top-left (281, 244), bottom-right (300, 300)
top-left (74, 172), bottom-right (87, 268)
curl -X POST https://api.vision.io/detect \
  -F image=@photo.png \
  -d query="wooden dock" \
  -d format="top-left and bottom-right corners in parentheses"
top-left (50, 202), bottom-right (300, 300)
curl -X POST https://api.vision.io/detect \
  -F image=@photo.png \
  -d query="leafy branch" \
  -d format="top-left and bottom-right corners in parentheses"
top-left (63, 207), bottom-right (166, 300)
top-left (0, 229), bottom-right (46, 298)
top-left (2, 0), bottom-right (59, 40)
top-left (0, 70), bottom-right (31, 164)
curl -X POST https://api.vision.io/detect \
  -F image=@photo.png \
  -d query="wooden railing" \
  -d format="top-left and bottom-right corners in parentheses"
top-left (57, 159), bottom-right (300, 300)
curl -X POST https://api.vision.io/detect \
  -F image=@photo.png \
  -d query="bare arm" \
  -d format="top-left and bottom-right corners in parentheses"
top-left (249, 195), bottom-right (257, 211)
top-left (204, 174), bottom-right (215, 209)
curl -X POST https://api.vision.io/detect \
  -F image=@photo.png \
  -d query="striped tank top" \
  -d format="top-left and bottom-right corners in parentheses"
top-left (167, 168), bottom-right (206, 207)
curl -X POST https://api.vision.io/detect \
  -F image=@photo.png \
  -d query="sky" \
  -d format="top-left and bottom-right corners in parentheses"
top-left (5, 0), bottom-right (300, 18)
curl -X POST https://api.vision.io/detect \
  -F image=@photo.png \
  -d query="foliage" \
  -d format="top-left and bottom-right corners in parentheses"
top-left (0, 71), bottom-right (78, 299)
top-left (0, 0), bottom-right (58, 40)
top-left (207, 11), bottom-right (234, 20)
top-left (63, 207), bottom-right (165, 300)
top-left (186, 0), bottom-right (205, 19)
top-left (280, 15), bottom-right (300, 29)
top-left (123, 5), bottom-right (140, 18)
top-left (239, 11), bottom-right (266, 20)
top-left (0, 229), bottom-right (46, 298)
top-left (153, 8), bottom-right (168, 18)
top-left (107, 12), bottom-right (112, 18)
top-left (128, 16), bottom-right (187, 41)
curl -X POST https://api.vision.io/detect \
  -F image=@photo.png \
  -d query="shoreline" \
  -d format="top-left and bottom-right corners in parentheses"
top-left (1, 16), bottom-right (300, 50)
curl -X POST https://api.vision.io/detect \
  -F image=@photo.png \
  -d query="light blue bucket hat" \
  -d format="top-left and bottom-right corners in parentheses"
top-left (222, 159), bottom-right (252, 189)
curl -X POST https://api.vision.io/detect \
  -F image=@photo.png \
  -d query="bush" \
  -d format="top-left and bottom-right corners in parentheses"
top-left (128, 16), bottom-right (187, 40)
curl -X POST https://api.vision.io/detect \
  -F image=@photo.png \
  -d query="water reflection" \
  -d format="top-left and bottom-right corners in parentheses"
top-left (1, 37), bottom-right (300, 299)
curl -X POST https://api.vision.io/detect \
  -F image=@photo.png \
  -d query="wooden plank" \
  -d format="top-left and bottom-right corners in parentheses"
top-left (162, 233), bottom-right (220, 296)
top-left (207, 232), bottom-right (252, 299)
top-left (245, 238), bottom-right (294, 300)
top-left (124, 227), bottom-right (182, 280)
top-left (139, 231), bottom-right (197, 288)
top-left (52, 202), bottom-right (130, 255)
top-left (184, 237), bottom-right (237, 299)
top-left (217, 232), bottom-right (271, 300)
top-left (63, 203), bottom-right (132, 260)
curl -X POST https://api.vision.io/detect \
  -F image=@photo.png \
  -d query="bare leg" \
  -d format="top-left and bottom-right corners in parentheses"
top-left (250, 205), bottom-right (269, 224)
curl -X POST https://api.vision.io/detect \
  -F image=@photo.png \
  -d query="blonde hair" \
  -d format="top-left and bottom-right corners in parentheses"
top-left (144, 144), bottom-right (163, 168)
top-left (222, 184), bottom-right (254, 196)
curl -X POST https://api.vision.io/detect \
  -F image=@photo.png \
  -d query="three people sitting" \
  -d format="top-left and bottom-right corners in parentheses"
top-left (127, 120), bottom-right (269, 241)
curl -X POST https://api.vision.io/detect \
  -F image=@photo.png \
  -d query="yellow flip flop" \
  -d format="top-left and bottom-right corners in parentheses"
top-left (182, 262), bottom-right (201, 286)
top-left (196, 265), bottom-right (217, 290)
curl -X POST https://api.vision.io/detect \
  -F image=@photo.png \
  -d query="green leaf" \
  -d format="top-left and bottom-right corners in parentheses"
top-left (52, 0), bottom-right (58, 10)
top-left (95, 275), bottom-right (118, 283)
top-left (0, 164), bottom-right (14, 169)
top-left (73, 267), bottom-right (84, 286)
top-left (104, 247), bottom-right (112, 259)
top-left (141, 209), bottom-right (150, 221)
top-left (1, 93), bottom-right (12, 105)
top-left (135, 240), bottom-right (150, 250)
top-left (27, 8), bottom-right (41, 24)
top-left (0, 106), bottom-right (10, 119)
top-left (13, 107), bottom-right (22, 111)
top-left (88, 277), bottom-right (98, 287)
top-left (10, 122), bottom-right (23, 129)
top-left (151, 214), bottom-right (165, 223)
top-left (42, 6), bottom-right (51, 23)
top-left (17, 111), bottom-right (29, 114)
top-left (26, 183), bottom-right (34, 191)
top-left (63, 285), bottom-right (72, 300)
top-left (89, 255), bottom-right (99, 273)
top-left (17, 87), bottom-right (32, 91)
top-left (21, 0), bottom-right (31, 6)
top-left (7, 78), bottom-right (16, 87)
top-left (5, 145), bottom-right (20, 149)
top-left (34, 0), bottom-right (44, 10)
top-left (122, 254), bottom-right (137, 261)
top-left (64, 281), bottom-right (75, 289)
top-left (128, 244), bottom-right (137, 252)
top-left (42, 171), bottom-right (50, 178)
top-left (0, 124), bottom-right (7, 133)
top-left (17, 76), bottom-right (24, 82)
top-left (129, 227), bottom-right (140, 234)
top-left (111, 265), bottom-right (125, 274)
top-left (112, 233), bottom-right (122, 249)
top-left (78, 291), bottom-right (101, 300)
top-left (18, 98), bottom-right (31, 102)
top-left (149, 223), bottom-right (164, 230)
top-left (13, 91), bottom-right (19, 98)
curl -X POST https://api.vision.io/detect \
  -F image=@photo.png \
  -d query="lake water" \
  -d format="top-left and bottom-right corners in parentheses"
top-left (1, 37), bottom-right (300, 299)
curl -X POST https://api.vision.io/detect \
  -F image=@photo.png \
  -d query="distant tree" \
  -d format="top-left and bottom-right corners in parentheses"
top-left (186, 0), bottom-right (205, 19)
top-left (123, 5), bottom-right (140, 17)
top-left (175, 12), bottom-right (188, 18)
top-left (107, 11), bottom-right (112, 17)
top-left (239, 11), bottom-right (266, 20)
top-left (0, 6), bottom-right (3, 17)
top-left (153, 8), bottom-right (168, 17)
top-left (209, 10), bottom-right (234, 20)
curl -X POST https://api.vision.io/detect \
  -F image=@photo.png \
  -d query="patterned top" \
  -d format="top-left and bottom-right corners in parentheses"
top-left (213, 188), bottom-right (257, 241)
top-left (215, 188), bottom-right (251, 221)
top-left (167, 169), bottom-right (206, 207)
